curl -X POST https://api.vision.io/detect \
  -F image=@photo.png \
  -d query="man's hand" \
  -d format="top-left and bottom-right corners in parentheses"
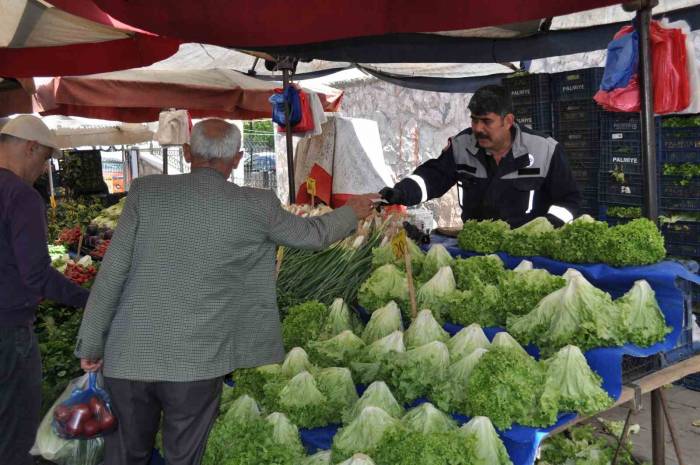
top-left (81, 358), bottom-right (103, 373)
top-left (379, 187), bottom-right (404, 205)
top-left (345, 194), bottom-right (379, 219)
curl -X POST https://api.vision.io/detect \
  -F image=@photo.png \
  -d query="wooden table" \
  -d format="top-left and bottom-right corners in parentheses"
top-left (549, 355), bottom-right (700, 465)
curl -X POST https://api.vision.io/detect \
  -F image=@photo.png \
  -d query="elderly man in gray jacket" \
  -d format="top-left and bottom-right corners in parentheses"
top-left (75, 118), bottom-right (376, 465)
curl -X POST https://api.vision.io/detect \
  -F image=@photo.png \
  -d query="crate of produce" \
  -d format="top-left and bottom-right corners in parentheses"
top-left (553, 100), bottom-right (601, 133)
top-left (658, 114), bottom-right (700, 164)
top-left (622, 353), bottom-right (662, 383)
top-left (502, 73), bottom-right (551, 104)
top-left (659, 176), bottom-right (700, 211)
top-left (661, 221), bottom-right (700, 247)
top-left (601, 129), bottom-right (643, 175)
top-left (598, 204), bottom-right (641, 225)
top-left (550, 67), bottom-right (605, 101)
top-left (513, 102), bottom-right (552, 133)
top-left (598, 171), bottom-right (646, 206)
top-left (59, 150), bottom-right (106, 195)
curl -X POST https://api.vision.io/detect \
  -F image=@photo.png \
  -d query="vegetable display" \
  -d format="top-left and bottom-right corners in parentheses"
top-left (459, 417), bottom-right (513, 465)
top-left (456, 215), bottom-right (666, 267)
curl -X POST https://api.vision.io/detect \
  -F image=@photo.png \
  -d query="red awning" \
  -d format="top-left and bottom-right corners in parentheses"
top-left (2, 69), bottom-right (343, 122)
top-left (85, 0), bottom-right (621, 48)
top-left (0, 1), bottom-right (179, 77)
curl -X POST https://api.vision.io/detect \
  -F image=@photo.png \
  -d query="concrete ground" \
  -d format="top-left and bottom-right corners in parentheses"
top-left (598, 385), bottom-right (700, 465)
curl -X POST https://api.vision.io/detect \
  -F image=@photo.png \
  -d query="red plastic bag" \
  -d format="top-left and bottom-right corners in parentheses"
top-left (276, 89), bottom-right (315, 133)
top-left (594, 21), bottom-right (690, 114)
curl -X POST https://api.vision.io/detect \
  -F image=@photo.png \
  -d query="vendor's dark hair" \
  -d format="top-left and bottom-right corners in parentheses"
top-left (468, 85), bottom-right (514, 117)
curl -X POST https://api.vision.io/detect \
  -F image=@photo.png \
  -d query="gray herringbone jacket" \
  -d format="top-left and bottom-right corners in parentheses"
top-left (75, 168), bottom-right (358, 381)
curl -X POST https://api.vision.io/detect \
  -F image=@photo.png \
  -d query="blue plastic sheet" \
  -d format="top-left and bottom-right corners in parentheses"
top-left (425, 234), bottom-right (700, 465)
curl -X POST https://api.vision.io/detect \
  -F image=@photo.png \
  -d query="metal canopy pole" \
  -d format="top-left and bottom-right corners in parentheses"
top-left (624, 2), bottom-right (663, 463)
top-left (632, 0), bottom-right (660, 221)
top-left (276, 57), bottom-right (298, 205)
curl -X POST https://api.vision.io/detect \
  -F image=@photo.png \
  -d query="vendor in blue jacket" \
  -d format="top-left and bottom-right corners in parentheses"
top-left (0, 115), bottom-right (89, 465)
top-left (380, 85), bottom-right (582, 227)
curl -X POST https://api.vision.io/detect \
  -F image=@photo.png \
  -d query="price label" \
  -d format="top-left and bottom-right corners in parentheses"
top-left (306, 177), bottom-right (317, 197)
top-left (50, 195), bottom-right (57, 210)
top-left (391, 230), bottom-right (408, 259)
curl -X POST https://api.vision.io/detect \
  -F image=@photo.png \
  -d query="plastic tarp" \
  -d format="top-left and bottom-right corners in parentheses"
top-left (0, 0), bottom-right (178, 77)
top-left (15, 69), bottom-right (343, 123)
top-left (293, 116), bottom-right (395, 207)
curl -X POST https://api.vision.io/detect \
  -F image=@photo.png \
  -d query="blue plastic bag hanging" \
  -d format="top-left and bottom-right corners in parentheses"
top-left (600, 30), bottom-right (638, 91)
top-left (270, 86), bottom-right (302, 127)
top-left (52, 372), bottom-right (117, 440)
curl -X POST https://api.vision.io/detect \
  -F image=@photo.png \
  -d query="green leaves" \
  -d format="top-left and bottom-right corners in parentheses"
top-left (282, 301), bottom-right (329, 351)
top-left (457, 219), bottom-right (510, 253)
top-left (358, 265), bottom-right (409, 313)
top-left (616, 280), bottom-right (671, 347)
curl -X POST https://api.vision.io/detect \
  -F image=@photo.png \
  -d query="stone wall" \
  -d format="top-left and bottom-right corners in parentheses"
top-left (334, 78), bottom-right (473, 227)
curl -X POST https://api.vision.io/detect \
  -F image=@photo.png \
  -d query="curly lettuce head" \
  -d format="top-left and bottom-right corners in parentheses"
top-left (265, 412), bottom-right (303, 454)
top-left (401, 402), bottom-right (457, 434)
top-left (545, 215), bottom-right (609, 264)
top-left (416, 266), bottom-right (457, 320)
top-left (601, 218), bottom-right (665, 267)
top-left (278, 371), bottom-right (332, 428)
top-left (616, 280), bottom-right (671, 347)
top-left (358, 265), bottom-right (409, 312)
top-left (540, 345), bottom-right (613, 423)
top-left (316, 367), bottom-right (359, 420)
top-left (432, 348), bottom-right (488, 412)
top-left (458, 416), bottom-right (512, 465)
top-left (501, 216), bottom-right (554, 257)
top-left (453, 255), bottom-right (506, 290)
top-left (498, 268), bottom-right (566, 318)
top-left (344, 381), bottom-right (404, 423)
top-left (281, 347), bottom-right (316, 378)
top-left (491, 332), bottom-right (528, 357)
top-left (351, 330), bottom-right (405, 385)
top-left (223, 394), bottom-right (261, 425)
top-left (361, 301), bottom-right (404, 344)
top-left (457, 219), bottom-right (510, 253)
top-left (418, 244), bottom-right (454, 281)
top-left (447, 323), bottom-right (490, 362)
top-left (332, 407), bottom-right (401, 462)
top-left (404, 309), bottom-right (449, 349)
top-left (308, 330), bottom-right (366, 367)
top-left (387, 341), bottom-right (450, 403)
top-left (321, 298), bottom-right (363, 339)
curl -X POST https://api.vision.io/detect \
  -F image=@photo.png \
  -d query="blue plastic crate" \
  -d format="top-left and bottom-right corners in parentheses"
top-left (568, 156), bottom-right (599, 190)
top-left (658, 116), bottom-right (700, 164)
top-left (513, 102), bottom-right (553, 133)
top-left (598, 171), bottom-right (647, 206)
top-left (601, 129), bottom-right (643, 175)
top-left (664, 223), bottom-right (700, 257)
top-left (600, 111), bottom-right (642, 134)
top-left (555, 129), bottom-right (599, 152)
top-left (502, 73), bottom-right (551, 104)
top-left (659, 176), bottom-right (700, 212)
top-left (550, 67), bottom-right (605, 101)
top-left (554, 100), bottom-right (601, 133)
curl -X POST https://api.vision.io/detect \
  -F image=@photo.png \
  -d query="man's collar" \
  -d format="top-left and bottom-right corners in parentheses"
top-left (192, 166), bottom-right (227, 179)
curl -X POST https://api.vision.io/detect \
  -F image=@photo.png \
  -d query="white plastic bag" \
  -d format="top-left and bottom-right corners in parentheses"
top-left (31, 374), bottom-right (104, 465)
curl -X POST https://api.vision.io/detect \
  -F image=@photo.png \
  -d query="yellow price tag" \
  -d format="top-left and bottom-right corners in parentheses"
top-left (50, 195), bottom-right (57, 210)
top-left (276, 247), bottom-right (285, 263)
top-left (306, 177), bottom-right (317, 197)
top-left (391, 230), bottom-right (408, 259)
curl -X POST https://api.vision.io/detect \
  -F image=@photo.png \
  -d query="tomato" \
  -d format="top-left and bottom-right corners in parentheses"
top-left (99, 411), bottom-right (117, 431)
top-left (54, 404), bottom-right (72, 423)
top-left (89, 396), bottom-right (106, 418)
top-left (82, 419), bottom-right (100, 437)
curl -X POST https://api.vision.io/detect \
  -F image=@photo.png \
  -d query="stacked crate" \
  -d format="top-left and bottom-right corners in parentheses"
top-left (551, 68), bottom-right (605, 216)
top-left (657, 115), bottom-right (700, 259)
top-left (502, 73), bottom-right (553, 136)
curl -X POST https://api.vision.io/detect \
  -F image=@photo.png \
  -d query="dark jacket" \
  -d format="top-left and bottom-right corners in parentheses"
top-left (394, 123), bottom-right (581, 227)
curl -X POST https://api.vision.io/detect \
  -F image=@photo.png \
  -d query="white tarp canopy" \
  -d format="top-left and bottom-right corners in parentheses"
top-left (42, 115), bottom-right (154, 148)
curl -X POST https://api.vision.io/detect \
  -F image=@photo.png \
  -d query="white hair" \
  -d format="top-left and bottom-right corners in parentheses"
top-left (189, 119), bottom-right (241, 160)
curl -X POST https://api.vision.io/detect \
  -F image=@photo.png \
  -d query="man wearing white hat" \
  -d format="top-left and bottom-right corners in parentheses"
top-left (0, 115), bottom-right (90, 465)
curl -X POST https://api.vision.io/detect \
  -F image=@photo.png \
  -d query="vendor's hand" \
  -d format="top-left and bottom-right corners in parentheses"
top-left (379, 187), bottom-right (404, 205)
top-left (346, 194), bottom-right (379, 219)
top-left (81, 358), bottom-right (103, 373)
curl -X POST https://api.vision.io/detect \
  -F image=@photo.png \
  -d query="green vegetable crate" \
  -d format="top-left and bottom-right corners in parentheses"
top-left (662, 221), bottom-right (700, 259)
top-left (659, 176), bottom-right (700, 212)
top-left (659, 114), bottom-right (700, 164)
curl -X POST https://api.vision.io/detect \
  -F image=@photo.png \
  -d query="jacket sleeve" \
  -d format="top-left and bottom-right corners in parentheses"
top-left (394, 142), bottom-right (458, 206)
top-left (267, 192), bottom-right (358, 250)
top-left (75, 179), bottom-right (140, 360)
top-left (8, 191), bottom-right (89, 309)
top-left (541, 143), bottom-right (582, 227)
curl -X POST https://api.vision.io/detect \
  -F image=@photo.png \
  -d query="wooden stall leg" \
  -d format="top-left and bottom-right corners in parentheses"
top-left (651, 389), bottom-right (665, 465)
top-left (659, 389), bottom-right (686, 465)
